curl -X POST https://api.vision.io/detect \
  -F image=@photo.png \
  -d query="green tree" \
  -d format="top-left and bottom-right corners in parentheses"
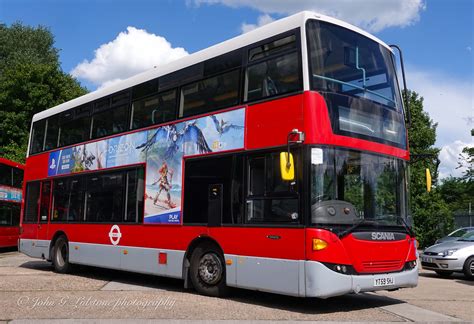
top-left (405, 90), bottom-right (454, 247)
top-left (437, 135), bottom-right (473, 221)
top-left (0, 22), bottom-right (87, 163)
top-left (458, 146), bottom-right (474, 181)
top-left (439, 176), bottom-right (473, 214)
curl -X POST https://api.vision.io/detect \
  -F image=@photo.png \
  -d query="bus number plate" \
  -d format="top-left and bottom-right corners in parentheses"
top-left (374, 276), bottom-right (395, 287)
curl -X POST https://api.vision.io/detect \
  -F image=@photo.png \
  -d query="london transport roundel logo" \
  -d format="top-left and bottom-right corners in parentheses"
top-left (108, 225), bottom-right (122, 245)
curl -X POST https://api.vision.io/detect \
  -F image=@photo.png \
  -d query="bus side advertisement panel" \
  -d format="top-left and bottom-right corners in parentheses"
top-left (0, 185), bottom-right (22, 203)
top-left (44, 108), bottom-right (246, 225)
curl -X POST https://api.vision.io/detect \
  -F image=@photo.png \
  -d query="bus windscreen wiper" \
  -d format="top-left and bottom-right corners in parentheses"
top-left (338, 219), bottom-right (375, 239)
top-left (395, 215), bottom-right (416, 237)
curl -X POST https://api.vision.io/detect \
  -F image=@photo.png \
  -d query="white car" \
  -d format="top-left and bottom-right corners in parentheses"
top-left (421, 231), bottom-right (474, 279)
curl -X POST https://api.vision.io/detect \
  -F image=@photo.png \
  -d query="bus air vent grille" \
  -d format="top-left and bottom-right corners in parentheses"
top-left (361, 260), bottom-right (402, 272)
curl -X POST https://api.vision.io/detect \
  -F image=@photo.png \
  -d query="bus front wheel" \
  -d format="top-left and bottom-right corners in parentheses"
top-left (189, 242), bottom-right (228, 297)
top-left (52, 235), bottom-right (73, 274)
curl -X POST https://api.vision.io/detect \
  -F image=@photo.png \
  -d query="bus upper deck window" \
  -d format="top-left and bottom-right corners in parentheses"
top-left (131, 89), bottom-right (177, 130)
top-left (248, 34), bottom-right (296, 62)
top-left (30, 120), bottom-right (46, 154)
top-left (245, 52), bottom-right (301, 102)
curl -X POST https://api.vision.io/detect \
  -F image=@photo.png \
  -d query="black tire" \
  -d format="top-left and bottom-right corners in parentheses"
top-left (463, 256), bottom-right (474, 279)
top-left (435, 270), bottom-right (453, 278)
top-left (189, 242), bottom-right (228, 297)
top-left (52, 235), bottom-right (73, 274)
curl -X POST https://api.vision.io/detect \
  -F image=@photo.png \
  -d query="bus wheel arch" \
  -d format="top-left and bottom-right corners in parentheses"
top-left (183, 236), bottom-right (228, 296)
top-left (50, 231), bottom-right (73, 274)
top-left (49, 231), bottom-right (67, 261)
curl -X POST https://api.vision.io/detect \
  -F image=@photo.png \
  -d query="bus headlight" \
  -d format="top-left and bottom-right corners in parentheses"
top-left (404, 260), bottom-right (417, 270)
top-left (312, 238), bottom-right (328, 251)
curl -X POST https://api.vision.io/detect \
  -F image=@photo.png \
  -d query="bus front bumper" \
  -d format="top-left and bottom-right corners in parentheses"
top-left (305, 261), bottom-right (418, 298)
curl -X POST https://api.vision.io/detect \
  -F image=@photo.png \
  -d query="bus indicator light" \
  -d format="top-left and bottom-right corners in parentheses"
top-left (226, 259), bottom-right (233, 265)
top-left (312, 238), bottom-right (328, 251)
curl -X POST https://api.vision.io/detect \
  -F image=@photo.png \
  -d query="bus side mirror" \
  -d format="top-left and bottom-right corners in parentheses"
top-left (280, 152), bottom-right (294, 181)
top-left (426, 168), bottom-right (432, 192)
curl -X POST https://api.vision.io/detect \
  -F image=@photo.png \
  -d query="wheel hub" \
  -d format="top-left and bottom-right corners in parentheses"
top-left (198, 253), bottom-right (222, 285)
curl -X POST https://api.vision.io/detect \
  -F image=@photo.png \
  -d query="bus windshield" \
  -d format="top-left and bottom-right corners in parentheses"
top-left (310, 148), bottom-right (408, 227)
top-left (307, 20), bottom-right (401, 110)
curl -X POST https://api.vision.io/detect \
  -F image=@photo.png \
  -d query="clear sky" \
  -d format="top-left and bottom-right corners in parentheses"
top-left (1, 0), bottom-right (473, 178)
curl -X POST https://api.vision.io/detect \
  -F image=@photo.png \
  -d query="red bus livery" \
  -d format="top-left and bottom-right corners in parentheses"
top-left (0, 158), bottom-right (24, 248)
top-left (20, 11), bottom-right (418, 298)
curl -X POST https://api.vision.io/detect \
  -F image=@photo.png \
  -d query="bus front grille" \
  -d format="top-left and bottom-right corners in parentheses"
top-left (361, 260), bottom-right (403, 272)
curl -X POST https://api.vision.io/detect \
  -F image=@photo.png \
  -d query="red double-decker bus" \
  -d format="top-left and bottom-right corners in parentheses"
top-left (20, 11), bottom-right (417, 298)
top-left (0, 158), bottom-right (24, 248)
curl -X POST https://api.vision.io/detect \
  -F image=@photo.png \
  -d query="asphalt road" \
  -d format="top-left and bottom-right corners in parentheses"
top-left (0, 248), bottom-right (472, 322)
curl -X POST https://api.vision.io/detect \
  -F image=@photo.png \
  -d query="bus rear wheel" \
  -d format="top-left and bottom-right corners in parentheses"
top-left (189, 242), bottom-right (228, 297)
top-left (52, 235), bottom-right (72, 274)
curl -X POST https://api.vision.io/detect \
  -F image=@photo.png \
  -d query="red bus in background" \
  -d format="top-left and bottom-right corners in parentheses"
top-left (19, 11), bottom-right (418, 298)
top-left (0, 158), bottom-right (24, 248)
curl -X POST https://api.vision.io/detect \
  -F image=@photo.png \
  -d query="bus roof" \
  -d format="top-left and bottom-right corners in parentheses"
top-left (32, 11), bottom-right (392, 123)
top-left (0, 157), bottom-right (25, 170)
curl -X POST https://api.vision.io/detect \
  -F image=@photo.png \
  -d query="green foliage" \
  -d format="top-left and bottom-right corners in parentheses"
top-left (412, 190), bottom-right (454, 246)
top-left (1, 138), bottom-right (29, 163)
top-left (0, 23), bottom-right (58, 68)
top-left (406, 91), bottom-right (439, 194)
top-left (439, 176), bottom-right (473, 214)
top-left (458, 146), bottom-right (474, 181)
top-left (437, 143), bottom-right (473, 221)
top-left (0, 22), bottom-right (87, 164)
top-left (405, 90), bottom-right (454, 247)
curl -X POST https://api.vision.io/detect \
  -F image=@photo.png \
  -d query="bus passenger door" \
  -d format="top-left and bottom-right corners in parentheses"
top-left (183, 156), bottom-right (234, 227)
top-left (184, 152), bottom-right (305, 296)
top-left (208, 184), bottom-right (223, 227)
top-left (221, 150), bottom-right (305, 296)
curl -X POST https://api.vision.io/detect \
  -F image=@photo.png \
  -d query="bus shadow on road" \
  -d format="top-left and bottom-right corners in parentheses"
top-left (0, 247), bottom-right (18, 254)
top-left (20, 261), bottom-right (185, 292)
top-left (19, 260), bottom-right (55, 271)
top-left (18, 259), bottom-right (406, 314)
top-left (227, 289), bottom-right (404, 314)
